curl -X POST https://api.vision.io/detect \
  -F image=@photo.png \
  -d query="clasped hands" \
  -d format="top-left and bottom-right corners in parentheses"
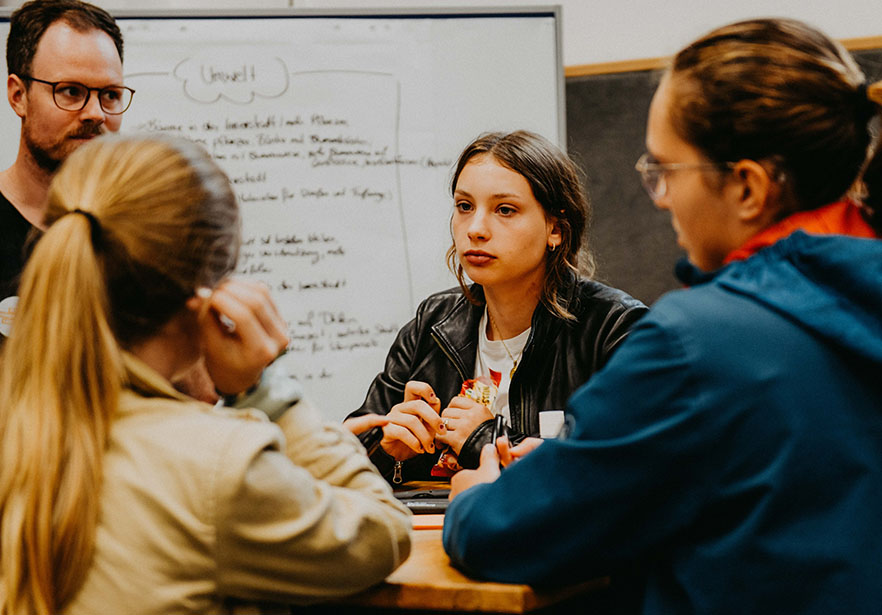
top-left (366, 380), bottom-right (494, 462)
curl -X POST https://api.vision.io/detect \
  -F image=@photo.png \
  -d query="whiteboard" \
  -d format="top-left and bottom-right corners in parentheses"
top-left (0, 8), bottom-right (563, 422)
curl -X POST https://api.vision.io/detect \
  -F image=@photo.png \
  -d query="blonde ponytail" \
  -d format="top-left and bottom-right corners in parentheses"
top-left (0, 212), bottom-right (122, 615)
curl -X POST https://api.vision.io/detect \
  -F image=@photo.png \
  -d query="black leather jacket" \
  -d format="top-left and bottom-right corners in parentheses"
top-left (350, 273), bottom-right (648, 483)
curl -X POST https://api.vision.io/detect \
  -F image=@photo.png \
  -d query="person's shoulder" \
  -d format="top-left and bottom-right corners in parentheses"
top-left (644, 279), bottom-right (747, 339)
top-left (572, 277), bottom-right (648, 312)
top-left (421, 284), bottom-right (470, 303)
top-left (116, 392), bottom-right (284, 460)
top-left (0, 189), bottom-right (29, 229)
top-left (416, 285), bottom-right (473, 315)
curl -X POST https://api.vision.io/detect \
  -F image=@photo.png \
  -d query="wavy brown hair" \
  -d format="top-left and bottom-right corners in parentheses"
top-left (446, 130), bottom-right (593, 320)
top-left (0, 135), bottom-right (238, 615)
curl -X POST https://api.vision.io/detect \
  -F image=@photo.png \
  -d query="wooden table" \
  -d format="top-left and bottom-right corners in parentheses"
top-left (334, 525), bottom-right (609, 613)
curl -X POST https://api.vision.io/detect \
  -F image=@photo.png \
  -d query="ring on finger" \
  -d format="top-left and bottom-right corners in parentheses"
top-left (442, 418), bottom-right (450, 428)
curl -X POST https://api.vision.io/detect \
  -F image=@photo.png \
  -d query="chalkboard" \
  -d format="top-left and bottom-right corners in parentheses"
top-left (0, 8), bottom-right (563, 421)
top-left (566, 46), bottom-right (882, 306)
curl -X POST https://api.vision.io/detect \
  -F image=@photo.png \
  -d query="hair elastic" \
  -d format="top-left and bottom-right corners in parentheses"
top-left (70, 208), bottom-right (104, 248)
top-left (855, 82), bottom-right (877, 123)
top-left (857, 81), bottom-right (868, 100)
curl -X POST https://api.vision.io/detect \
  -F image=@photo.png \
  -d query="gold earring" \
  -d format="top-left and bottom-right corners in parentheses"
top-left (548, 244), bottom-right (557, 252)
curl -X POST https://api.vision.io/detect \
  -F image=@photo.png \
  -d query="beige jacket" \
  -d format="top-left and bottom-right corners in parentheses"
top-left (66, 355), bottom-right (411, 615)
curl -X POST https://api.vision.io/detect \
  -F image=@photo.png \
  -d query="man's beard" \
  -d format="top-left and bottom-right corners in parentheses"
top-left (23, 122), bottom-right (104, 173)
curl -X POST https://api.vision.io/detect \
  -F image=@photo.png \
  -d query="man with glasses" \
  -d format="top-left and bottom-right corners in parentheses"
top-left (1, 0), bottom-right (130, 337)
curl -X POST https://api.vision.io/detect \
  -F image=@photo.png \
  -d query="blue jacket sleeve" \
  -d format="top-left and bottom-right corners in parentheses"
top-left (442, 309), bottom-right (718, 586)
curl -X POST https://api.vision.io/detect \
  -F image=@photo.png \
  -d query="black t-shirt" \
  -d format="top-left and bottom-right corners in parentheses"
top-left (1, 190), bottom-right (38, 304)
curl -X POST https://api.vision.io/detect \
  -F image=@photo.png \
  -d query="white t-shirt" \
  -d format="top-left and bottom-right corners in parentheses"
top-left (474, 307), bottom-right (530, 425)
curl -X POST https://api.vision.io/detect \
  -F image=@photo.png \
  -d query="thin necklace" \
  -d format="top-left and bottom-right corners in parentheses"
top-left (487, 310), bottom-right (523, 379)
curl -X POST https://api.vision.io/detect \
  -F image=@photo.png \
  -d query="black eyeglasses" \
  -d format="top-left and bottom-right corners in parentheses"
top-left (635, 152), bottom-right (734, 200)
top-left (20, 75), bottom-right (135, 115)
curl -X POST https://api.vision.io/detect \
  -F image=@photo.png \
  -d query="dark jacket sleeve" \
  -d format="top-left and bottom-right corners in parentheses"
top-left (457, 419), bottom-right (527, 470)
top-left (593, 299), bottom-right (650, 369)
top-left (347, 292), bottom-right (466, 482)
top-left (348, 312), bottom-right (422, 480)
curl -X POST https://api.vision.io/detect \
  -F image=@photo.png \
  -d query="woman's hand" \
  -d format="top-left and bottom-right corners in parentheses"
top-left (435, 396), bottom-right (494, 455)
top-left (380, 380), bottom-right (444, 461)
top-left (188, 279), bottom-right (289, 395)
top-left (343, 414), bottom-right (390, 435)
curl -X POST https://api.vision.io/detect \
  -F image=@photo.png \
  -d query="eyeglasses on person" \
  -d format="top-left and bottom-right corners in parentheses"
top-left (635, 152), bottom-right (735, 200)
top-left (20, 75), bottom-right (135, 115)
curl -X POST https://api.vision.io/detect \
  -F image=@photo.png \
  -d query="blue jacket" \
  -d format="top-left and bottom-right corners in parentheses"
top-left (443, 231), bottom-right (882, 614)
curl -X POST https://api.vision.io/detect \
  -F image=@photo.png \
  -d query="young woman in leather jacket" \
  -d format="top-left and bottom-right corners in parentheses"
top-left (347, 131), bottom-right (647, 483)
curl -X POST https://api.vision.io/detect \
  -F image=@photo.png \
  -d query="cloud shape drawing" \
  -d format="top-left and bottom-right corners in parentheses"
top-left (174, 56), bottom-right (289, 104)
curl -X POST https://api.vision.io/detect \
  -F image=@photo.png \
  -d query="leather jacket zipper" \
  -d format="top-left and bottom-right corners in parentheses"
top-left (430, 331), bottom-right (468, 382)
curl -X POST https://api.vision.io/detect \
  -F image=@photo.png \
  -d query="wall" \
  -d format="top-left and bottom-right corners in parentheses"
top-left (295, 0), bottom-right (882, 67)
top-left (2, 0), bottom-right (879, 67)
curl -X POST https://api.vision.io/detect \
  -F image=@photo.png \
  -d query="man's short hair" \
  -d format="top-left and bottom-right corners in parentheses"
top-left (7, 0), bottom-right (123, 78)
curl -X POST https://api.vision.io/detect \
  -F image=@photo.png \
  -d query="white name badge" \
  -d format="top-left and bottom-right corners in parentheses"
top-left (539, 410), bottom-right (565, 439)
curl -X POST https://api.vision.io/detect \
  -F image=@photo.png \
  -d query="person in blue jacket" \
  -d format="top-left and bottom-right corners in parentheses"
top-left (442, 18), bottom-right (882, 614)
